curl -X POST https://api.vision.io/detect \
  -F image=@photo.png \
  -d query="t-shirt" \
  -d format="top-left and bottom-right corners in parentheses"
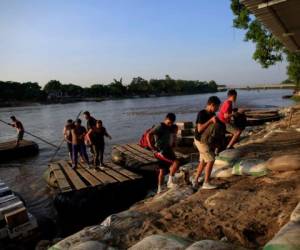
top-left (195, 109), bottom-right (215, 141)
top-left (86, 117), bottom-right (97, 130)
top-left (153, 123), bottom-right (175, 151)
top-left (218, 100), bottom-right (232, 124)
top-left (90, 127), bottom-right (108, 145)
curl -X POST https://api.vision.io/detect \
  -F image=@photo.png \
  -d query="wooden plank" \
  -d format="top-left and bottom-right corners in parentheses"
top-left (76, 163), bottom-right (102, 187)
top-left (120, 145), bottom-right (151, 163)
top-left (114, 145), bottom-right (150, 164)
top-left (127, 144), bottom-right (157, 158)
top-left (49, 163), bottom-right (72, 192)
top-left (106, 162), bottom-right (142, 180)
top-left (84, 165), bottom-right (118, 184)
top-left (58, 161), bottom-right (86, 190)
top-left (124, 144), bottom-right (156, 162)
top-left (102, 165), bottom-right (130, 182)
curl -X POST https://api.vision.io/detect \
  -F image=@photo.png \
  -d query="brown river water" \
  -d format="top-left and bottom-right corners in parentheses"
top-left (0, 90), bottom-right (294, 231)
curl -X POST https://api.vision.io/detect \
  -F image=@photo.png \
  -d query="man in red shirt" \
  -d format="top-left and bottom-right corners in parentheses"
top-left (218, 89), bottom-right (242, 149)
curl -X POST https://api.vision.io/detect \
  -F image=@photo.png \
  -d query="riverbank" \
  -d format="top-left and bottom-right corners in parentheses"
top-left (44, 104), bottom-right (300, 249)
top-left (0, 91), bottom-right (221, 108)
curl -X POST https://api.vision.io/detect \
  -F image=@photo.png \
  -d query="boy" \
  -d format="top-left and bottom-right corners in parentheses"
top-left (9, 116), bottom-right (24, 146)
top-left (83, 111), bottom-right (97, 131)
top-left (63, 119), bottom-right (74, 161)
top-left (193, 96), bottom-right (221, 190)
top-left (71, 119), bottom-right (89, 169)
top-left (86, 120), bottom-right (112, 168)
top-left (218, 89), bottom-right (243, 149)
top-left (148, 113), bottom-right (179, 194)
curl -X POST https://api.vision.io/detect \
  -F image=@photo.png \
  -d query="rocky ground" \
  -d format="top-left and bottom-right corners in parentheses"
top-left (46, 105), bottom-right (300, 250)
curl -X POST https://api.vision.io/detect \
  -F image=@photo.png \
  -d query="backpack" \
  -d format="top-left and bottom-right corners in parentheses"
top-left (200, 120), bottom-right (226, 151)
top-left (139, 125), bottom-right (155, 150)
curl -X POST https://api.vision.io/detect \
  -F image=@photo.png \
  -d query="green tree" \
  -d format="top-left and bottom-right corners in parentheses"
top-left (62, 84), bottom-right (83, 97)
top-left (43, 80), bottom-right (62, 94)
top-left (108, 78), bottom-right (127, 97)
top-left (128, 77), bottom-right (150, 96)
top-left (230, 0), bottom-right (300, 86)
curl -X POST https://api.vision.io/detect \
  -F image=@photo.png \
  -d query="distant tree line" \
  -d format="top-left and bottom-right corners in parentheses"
top-left (0, 75), bottom-right (219, 103)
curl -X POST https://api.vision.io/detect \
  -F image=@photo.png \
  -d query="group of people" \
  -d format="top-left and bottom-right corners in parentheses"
top-left (146, 89), bottom-right (244, 194)
top-left (63, 111), bottom-right (112, 169)
top-left (7, 90), bottom-right (243, 193)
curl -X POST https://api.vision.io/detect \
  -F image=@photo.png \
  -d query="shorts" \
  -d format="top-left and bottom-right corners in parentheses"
top-left (154, 148), bottom-right (176, 170)
top-left (17, 131), bottom-right (24, 141)
top-left (194, 139), bottom-right (215, 163)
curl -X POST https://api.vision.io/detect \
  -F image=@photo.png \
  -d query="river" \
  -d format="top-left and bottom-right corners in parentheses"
top-left (0, 89), bottom-right (294, 224)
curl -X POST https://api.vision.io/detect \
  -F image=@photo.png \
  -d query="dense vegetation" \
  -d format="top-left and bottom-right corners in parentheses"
top-left (0, 75), bottom-right (218, 104)
top-left (231, 0), bottom-right (300, 88)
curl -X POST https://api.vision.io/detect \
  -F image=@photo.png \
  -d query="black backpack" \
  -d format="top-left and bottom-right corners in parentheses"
top-left (200, 120), bottom-right (226, 150)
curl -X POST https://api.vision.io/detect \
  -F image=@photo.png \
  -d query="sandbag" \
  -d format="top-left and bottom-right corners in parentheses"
top-left (266, 155), bottom-right (300, 172)
top-left (290, 202), bottom-right (300, 222)
top-left (214, 159), bottom-right (232, 168)
top-left (49, 225), bottom-right (119, 250)
top-left (128, 234), bottom-right (191, 250)
top-left (217, 149), bottom-right (243, 163)
top-left (232, 159), bottom-right (268, 176)
top-left (211, 167), bottom-right (233, 178)
top-left (70, 240), bottom-right (111, 250)
top-left (186, 239), bottom-right (248, 250)
top-left (263, 221), bottom-right (300, 250)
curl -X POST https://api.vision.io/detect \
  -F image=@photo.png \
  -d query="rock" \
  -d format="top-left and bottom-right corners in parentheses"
top-left (186, 240), bottom-right (248, 250)
top-left (70, 241), bottom-right (110, 250)
top-left (290, 202), bottom-right (300, 222)
top-left (266, 155), bottom-right (300, 172)
top-left (128, 234), bottom-right (191, 250)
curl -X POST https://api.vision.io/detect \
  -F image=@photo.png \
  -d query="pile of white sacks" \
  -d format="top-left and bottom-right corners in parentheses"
top-left (185, 149), bottom-right (300, 185)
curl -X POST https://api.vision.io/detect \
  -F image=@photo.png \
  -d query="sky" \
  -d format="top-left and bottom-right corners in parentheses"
top-left (0, 0), bottom-right (288, 87)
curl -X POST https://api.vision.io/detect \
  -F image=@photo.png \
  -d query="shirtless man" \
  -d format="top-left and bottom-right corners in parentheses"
top-left (63, 119), bottom-right (74, 161)
top-left (71, 119), bottom-right (89, 169)
top-left (9, 116), bottom-right (24, 146)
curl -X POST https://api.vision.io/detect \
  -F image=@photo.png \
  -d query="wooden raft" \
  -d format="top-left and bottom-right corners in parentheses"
top-left (113, 143), bottom-right (190, 167)
top-left (0, 140), bottom-right (39, 162)
top-left (48, 160), bottom-right (142, 193)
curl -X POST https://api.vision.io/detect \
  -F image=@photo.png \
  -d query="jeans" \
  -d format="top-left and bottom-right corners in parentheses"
top-left (72, 144), bottom-right (89, 168)
top-left (91, 143), bottom-right (104, 166)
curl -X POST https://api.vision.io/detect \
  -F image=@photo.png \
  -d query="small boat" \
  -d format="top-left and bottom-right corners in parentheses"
top-left (244, 109), bottom-right (281, 126)
top-left (0, 179), bottom-right (38, 241)
top-left (0, 140), bottom-right (39, 162)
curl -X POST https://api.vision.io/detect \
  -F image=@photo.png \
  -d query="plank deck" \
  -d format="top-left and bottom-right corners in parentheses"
top-left (114, 145), bottom-right (151, 164)
top-left (49, 163), bottom-right (72, 192)
top-left (76, 163), bottom-right (102, 187)
top-left (58, 161), bottom-right (86, 190)
top-left (48, 159), bottom-right (141, 193)
top-left (122, 145), bottom-right (155, 162)
top-left (106, 162), bottom-right (142, 180)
